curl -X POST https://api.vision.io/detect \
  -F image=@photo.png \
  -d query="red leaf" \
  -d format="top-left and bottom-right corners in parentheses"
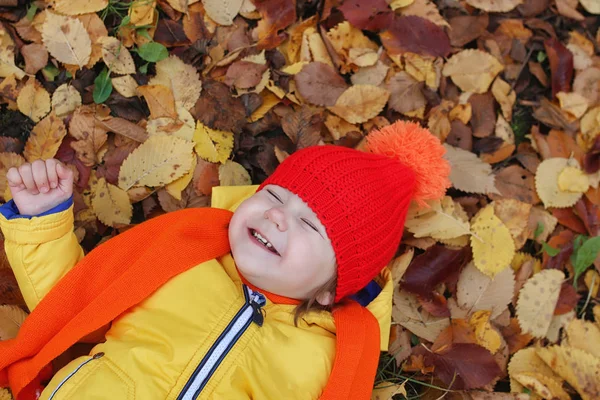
top-left (417, 292), bottom-right (450, 317)
top-left (154, 18), bottom-right (190, 47)
top-left (574, 197), bottom-right (600, 237)
top-left (294, 62), bottom-right (348, 107)
top-left (551, 207), bottom-right (587, 234)
top-left (338, 0), bottom-right (393, 31)
top-left (554, 281), bottom-right (580, 315)
top-left (544, 38), bottom-right (573, 98)
top-left (500, 318), bottom-right (533, 355)
top-left (55, 136), bottom-right (92, 189)
top-left (252, 0), bottom-right (297, 50)
top-left (426, 343), bottom-right (502, 390)
top-left (381, 16), bottom-right (451, 58)
top-left (225, 61), bottom-right (268, 89)
top-left (542, 230), bottom-right (574, 271)
top-left (401, 245), bottom-right (471, 298)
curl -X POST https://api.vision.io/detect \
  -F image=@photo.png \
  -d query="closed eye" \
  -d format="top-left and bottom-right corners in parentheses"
top-left (266, 189), bottom-right (283, 203)
top-left (302, 218), bottom-right (320, 233)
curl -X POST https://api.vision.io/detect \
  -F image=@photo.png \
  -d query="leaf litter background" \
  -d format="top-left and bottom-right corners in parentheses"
top-left (0, 0), bottom-right (600, 399)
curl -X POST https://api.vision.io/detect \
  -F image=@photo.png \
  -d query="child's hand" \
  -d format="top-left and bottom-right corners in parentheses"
top-left (6, 159), bottom-right (74, 216)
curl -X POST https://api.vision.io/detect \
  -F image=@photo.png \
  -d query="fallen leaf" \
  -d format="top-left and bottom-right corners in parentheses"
top-left (500, 318), bottom-right (532, 354)
top-left (580, 0), bottom-right (600, 13)
top-left (295, 62), bottom-right (348, 107)
top-left (404, 197), bottom-right (470, 240)
top-left (42, 12), bottom-right (91, 68)
top-left (23, 112), bottom-right (67, 162)
top-left (469, 311), bottom-right (502, 354)
top-left (492, 199), bottom-right (531, 240)
top-left (393, 290), bottom-right (450, 342)
top-left (147, 106), bottom-right (195, 141)
top-left (557, 91), bottom-right (588, 119)
top-left (253, 0), bottom-right (296, 50)
top-left (281, 106), bottom-right (323, 149)
top-left (193, 121), bottom-right (234, 164)
top-left (328, 85), bottom-right (390, 124)
top-left (512, 372), bottom-right (570, 400)
top-left (469, 93), bottom-right (496, 138)
top-left (166, 153), bottom-right (196, 200)
top-left (491, 78), bottom-right (515, 121)
top-left (225, 61), bottom-right (268, 90)
top-left (508, 347), bottom-right (559, 393)
top-left (516, 269), bottom-right (564, 338)
top-left (17, 79), bottom-right (51, 123)
top-left (92, 177), bottom-right (132, 226)
top-left (338, 0), bottom-right (393, 31)
top-left (99, 117), bottom-right (148, 143)
top-left (137, 84), bottom-right (178, 120)
top-left (0, 305), bottom-right (27, 340)
top-left (129, 0), bottom-right (157, 27)
top-left (219, 160), bottom-right (251, 186)
top-left (52, 84), bottom-right (82, 117)
top-left (536, 157), bottom-right (585, 208)
top-left (448, 14), bottom-right (488, 47)
top-left (350, 61), bottom-right (389, 87)
top-left (442, 50), bottom-right (504, 94)
top-left (21, 43), bottom-right (48, 75)
top-left (380, 16), bottom-right (451, 58)
top-left (148, 55), bottom-right (202, 111)
top-left (371, 381), bottom-right (407, 400)
top-left (111, 75), bottom-right (139, 98)
top-left (53, 0), bottom-right (109, 15)
top-left (192, 80), bottom-right (247, 134)
top-left (400, 0), bottom-right (449, 28)
top-left (470, 205), bottom-right (515, 277)
top-left (69, 105), bottom-right (110, 167)
top-left (443, 144), bottom-right (500, 195)
top-left (387, 71), bottom-right (427, 116)
top-left (466, 0), bottom-right (523, 12)
top-left (99, 36), bottom-right (136, 75)
top-left (326, 21), bottom-right (379, 74)
top-left (544, 38), bottom-right (574, 98)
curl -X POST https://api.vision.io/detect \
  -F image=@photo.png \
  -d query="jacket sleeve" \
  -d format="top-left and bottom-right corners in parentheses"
top-left (0, 196), bottom-right (85, 311)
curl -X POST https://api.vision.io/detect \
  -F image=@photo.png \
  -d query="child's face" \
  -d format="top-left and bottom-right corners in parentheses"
top-left (229, 185), bottom-right (336, 304)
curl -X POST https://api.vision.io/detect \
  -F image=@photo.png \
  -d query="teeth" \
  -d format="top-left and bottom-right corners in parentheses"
top-left (252, 230), bottom-right (273, 248)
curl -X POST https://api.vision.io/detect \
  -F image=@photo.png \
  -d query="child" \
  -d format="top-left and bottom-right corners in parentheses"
top-left (0, 121), bottom-right (450, 400)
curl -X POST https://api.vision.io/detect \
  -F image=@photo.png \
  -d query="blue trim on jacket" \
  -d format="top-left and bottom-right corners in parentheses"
top-left (0, 195), bottom-right (74, 220)
top-left (350, 280), bottom-right (382, 307)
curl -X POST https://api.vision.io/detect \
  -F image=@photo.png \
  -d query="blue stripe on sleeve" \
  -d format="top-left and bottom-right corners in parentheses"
top-left (350, 280), bottom-right (382, 307)
top-left (0, 195), bottom-right (74, 220)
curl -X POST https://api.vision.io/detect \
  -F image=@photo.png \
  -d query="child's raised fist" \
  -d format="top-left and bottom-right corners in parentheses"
top-left (6, 159), bottom-right (74, 216)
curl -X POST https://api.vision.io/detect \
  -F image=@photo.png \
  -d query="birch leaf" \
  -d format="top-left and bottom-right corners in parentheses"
top-left (328, 85), bottom-right (390, 124)
top-left (166, 153), bottom-right (196, 200)
top-left (0, 305), bottom-right (27, 340)
top-left (442, 49), bottom-right (504, 94)
top-left (535, 158), bottom-right (584, 208)
top-left (219, 160), bottom-right (251, 186)
top-left (52, 84), bottom-right (82, 117)
top-left (466, 0), bottom-right (523, 12)
top-left (118, 134), bottom-right (195, 190)
top-left (203, 0), bottom-right (244, 25)
top-left (17, 80), bottom-right (51, 123)
top-left (99, 36), bottom-right (136, 75)
top-left (192, 121), bottom-right (234, 164)
top-left (24, 113), bottom-right (67, 162)
top-left (137, 85), bottom-right (178, 120)
top-left (42, 12), bottom-right (91, 68)
top-left (92, 177), bottom-right (132, 226)
top-left (443, 144), bottom-right (500, 195)
top-left (112, 75), bottom-right (138, 98)
top-left (53, 0), bottom-right (109, 16)
top-left (470, 205), bottom-right (515, 277)
top-left (516, 269), bottom-right (564, 338)
top-left (148, 55), bottom-right (202, 111)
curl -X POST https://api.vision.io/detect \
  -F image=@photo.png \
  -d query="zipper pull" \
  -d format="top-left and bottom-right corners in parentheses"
top-left (249, 292), bottom-right (266, 327)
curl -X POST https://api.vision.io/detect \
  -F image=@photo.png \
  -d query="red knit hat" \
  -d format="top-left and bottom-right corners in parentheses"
top-left (258, 121), bottom-right (451, 302)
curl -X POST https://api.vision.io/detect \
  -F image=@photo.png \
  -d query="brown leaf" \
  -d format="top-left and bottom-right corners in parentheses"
top-left (448, 14), bottom-right (489, 47)
top-left (21, 43), bottom-right (48, 75)
top-left (469, 93), bottom-right (496, 138)
top-left (183, 2), bottom-right (211, 42)
top-left (380, 16), bottom-right (451, 58)
top-left (446, 121), bottom-right (473, 151)
top-left (97, 117), bottom-right (148, 143)
top-left (338, 0), bottom-right (393, 31)
top-left (528, 61), bottom-right (549, 87)
top-left (387, 71), bottom-right (427, 115)
top-left (554, 282), bottom-right (580, 315)
top-left (418, 293), bottom-right (451, 318)
top-left (253, 0), bottom-right (297, 50)
top-left (281, 106), bottom-right (323, 149)
top-left (388, 325), bottom-right (412, 366)
top-left (224, 61), bottom-right (268, 90)
top-left (191, 79), bottom-right (247, 134)
top-left (68, 105), bottom-right (110, 167)
top-left (154, 18), bottom-right (190, 47)
top-left (532, 98), bottom-right (578, 133)
top-left (192, 157), bottom-right (220, 196)
top-left (96, 137), bottom-right (139, 186)
top-left (426, 343), bottom-right (503, 390)
top-left (551, 207), bottom-right (587, 233)
top-left (0, 268), bottom-right (25, 306)
top-left (500, 318), bottom-right (533, 354)
top-left (295, 62), bottom-right (348, 107)
top-left (544, 38), bottom-right (574, 98)
top-left (491, 165), bottom-right (540, 204)
top-left (55, 136), bottom-right (92, 188)
top-left (518, 0), bottom-right (550, 16)
top-left (0, 137), bottom-right (23, 154)
top-left (137, 85), bottom-right (178, 120)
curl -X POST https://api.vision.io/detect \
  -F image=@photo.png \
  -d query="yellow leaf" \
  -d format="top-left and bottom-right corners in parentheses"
top-left (219, 160), bottom-right (251, 186)
top-left (443, 144), bottom-right (500, 195)
top-left (557, 165), bottom-right (590, 193)
top-left (585, 269), bottom-right (599, 297)
top-left (442, 49), bottom-right (504, 94)
top-left (23, 112), bottom-right (67, 162)
top-left (466, 0), bottom-right (523, 12)
top-left (565, 318), bottom-right (600, 359)
top-left (69, 105), bottom-right (110, 167)
top-left (512, 372), bottom-right (570, 400)
top-left (0, 27), bottom-right (26, 79)
top-left (511, 252), bottom-right (541, 272)
top-left (166, 153), bottom-right (196, 200)
top-left (389, 248), bottom-right (414, 288)
top-left (92, 177), bottom-right (132, 226)
top-left (148, 55), bottom-right (202, 111)
top-left (98, 36), bottom-right (136, 75)
top-left (546, 310), bottom-right (574, 342)
top-left (516, 269), bottom-right (564, 338)
top-left (495, 115), bottom-right (515, 145)
top-left (41, 12), bottom-right (91, 68)
top-left (371, 381), bottom-right (408, 400)
top-left (348, 48), bottom-right (378, 67)
top-left (326, 21), bottom-right (378, 74)
top-left (536, 346), bottom-right (600, 400)
top-left (324, 113), bottom-right (360, 141)
top-left (580, 0), bottom-right (600, 14)
top-left (0, 305), bottom-right (28, 340)
top-left (404, 196), bottom-right (471, 240)
top-left (557, 91), bottom-right (589, 118)
top-left (147, 106), bottom-right (195, 141)
top-left (249, 92), bottom-right (281, 122)
top-left (579, 105), bottom-right (600, 151)
top-left (166, 0), bottom-right (188, 13)
top-left (118, 134), bottom-right (195, 190)
top-left (491, 77), bottom-right (515, 121)
top-left (399, 0), bottom-right (450, 28)
top-left (53, 0), bottom-right (109, 15)
top-left (202, 0), bottom-right (243, 25)
top-left (449, 103), bottom-right (471, 124)
top-left (137, 84), bottom-right (178, 120)
top-left (17, 79), bottom-right (51, 123)
top-left (76, 13), bottom-right (109, 69)
top-left (129, 0), bottom-right (157, 26)
top-left (469, 310), bottom-right (502, 354)
top-left (193, 121), bottom-right (234, 164)
top-left (508, 347), bottom-right (560, 393)
top-left (492, 198), bottom-right (531, 240)
top-left (470, 205), bottom-right (515, 277)
top-left (0, 388), bottom-right (13, 400)
top-left (52, 84), bottom-right (82, 117)
top-left (389, 0), bottom-right (414, 9)
top-left (427, 100), bottom-right (453, 141)
top-left (535, 158), bottom-right (585, 208)
top-left (404, 52), bottom-right (440, 89)
top-left (392, 290), bottom-right (450, 342)
top-left (328, 85), bottom-right (390, 124)
top-left (112, 75), bottom-right (138, 98)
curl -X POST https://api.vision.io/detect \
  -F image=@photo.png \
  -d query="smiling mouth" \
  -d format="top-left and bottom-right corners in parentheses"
top-left (248, 228), bottom-right (280, 256)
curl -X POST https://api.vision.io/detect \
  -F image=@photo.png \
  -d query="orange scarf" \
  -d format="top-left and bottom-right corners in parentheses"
top-left (0, 207), bottom-right (379, 400)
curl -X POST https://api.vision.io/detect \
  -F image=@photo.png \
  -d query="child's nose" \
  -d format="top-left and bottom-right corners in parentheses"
top-left (264, 207), bottom-right (287, 231)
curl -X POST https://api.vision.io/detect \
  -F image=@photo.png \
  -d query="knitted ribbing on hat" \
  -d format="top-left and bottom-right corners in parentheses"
top-left (258, 121), bottom-right (451, 302)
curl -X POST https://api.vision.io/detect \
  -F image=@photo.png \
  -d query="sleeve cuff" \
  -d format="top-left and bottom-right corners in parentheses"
top-left (0, 195), bottom-right (74, 220)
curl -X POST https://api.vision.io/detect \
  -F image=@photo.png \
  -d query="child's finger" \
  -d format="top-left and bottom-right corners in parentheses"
top-left (31, 160), bottom-right (49, 193)
top-left (18, 164), bottom-right (38, 194)
top-left (45, 159), bottom-right (59, 189)
top-left (6, 167), bottom-right (24, 189)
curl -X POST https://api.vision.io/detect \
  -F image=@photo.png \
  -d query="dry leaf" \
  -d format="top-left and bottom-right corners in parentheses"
top-left (42, 12), bottom-right (91, 68)
top-left (466, 0), bottom-right (523, 12)
top-left (193, 121), bottom-right (234, 164)
top-left (52, 84), bottom-right (82, 117)
top-left (17, 79), bottom-right (51, 123)
top-left (536, 157), bottom-right (585, 208)
top-left (516, 269), bottom-right (564, 338)
top-left (129, 0), bottom-right (157, 27)
top-left (371, 381), bottom-right (408, 400)
top-left (404, 196), bottom-right (470, 240)
top-left (295, 62), bottom-right (348, 107)
top-left (557, 91), bottom-right (589, 119)
top-left (119, 134), bottom-right (195, 190)
top-left (99, 36), bottom-right (136, 75)
top-left (492, 199), bottom-right (531, 240)
top-left (443, 144), bottom-right (500, 195)
top-left (0, 305), bottom-right (27, 340)
top-left (457, 261), bottom-right (515, 319)
top-left (565, 318), bottom-right (600, 359)
top-left (69, 105), bottom-right (110, 167)
top-left (512, 372), bottom-right (570, 400)
top-left (469, 310), bottom-right (502, 354)
top-left (92, 177), bottom-right (132, 226)
top-left (148, 55), bottom-right (202, 111)
top-left (165, 153), bottom-right (196, 200)
top-left (399, 0), bottom-right (449, 28)
top-left (21, 43), bottom-right (48, 75)
top-left (351, 61), bottom-right (389, 86)
top-left (491, 78), bottom-right (515, 121)
top-left (24, 113), bottom-right (67, 162)
top-left (508, 347), bottom-right (559, 393)
top-left (442, 50), bottom-right (504, 94)
top-left (579, 0), bottom-right (600, 14)
top-left (393, 289), bottom-right (450, 342)
top-left (328, 85), bottom-right (390, 124)
top-left (470, 205), bottom-right (516, 277)
top-left (112, 75), bottom-right (139, 98)
top-left (53, 0), bottom-right (109, 15)
top-left (0, 27), bottom-right (26, 79)
top-left (147, 106), bottom-right (195, 141)
top-left (219, 160), bottom-right (251, 186)
top-left (137, 84), bottom-right (178, 120)
top-left (387, 71), bottom-right (427, 116)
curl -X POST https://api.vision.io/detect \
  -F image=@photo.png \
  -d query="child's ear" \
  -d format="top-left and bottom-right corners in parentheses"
top-left (315, 291), bottom-right (334, 306)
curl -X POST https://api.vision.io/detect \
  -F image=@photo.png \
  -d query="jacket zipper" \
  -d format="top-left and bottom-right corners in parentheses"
top-left (177, 285), bottom-right (266, 400)
top-left (48, 352), bottom-right (105, 400)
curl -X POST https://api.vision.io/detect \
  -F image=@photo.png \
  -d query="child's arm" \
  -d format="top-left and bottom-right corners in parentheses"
top-left (0, 159), bottom-right (84, 311)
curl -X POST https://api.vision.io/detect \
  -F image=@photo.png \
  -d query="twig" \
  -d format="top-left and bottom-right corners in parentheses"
top-left (511, 45), bottom-right (536, 92)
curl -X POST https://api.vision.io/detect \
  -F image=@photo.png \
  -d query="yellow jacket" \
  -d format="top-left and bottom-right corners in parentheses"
top-left (0, 186), bottom-right (393, 400)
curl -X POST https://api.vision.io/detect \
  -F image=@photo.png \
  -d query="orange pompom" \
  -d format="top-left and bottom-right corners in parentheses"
top-left (364, 121), bottom-right (451, 207)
